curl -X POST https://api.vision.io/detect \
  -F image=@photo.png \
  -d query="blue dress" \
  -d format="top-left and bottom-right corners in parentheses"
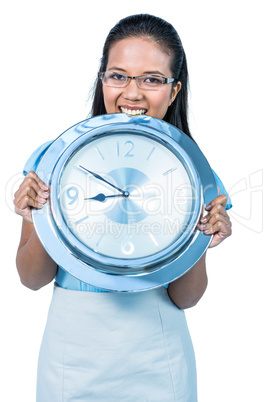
top-left (23, 138), bottom-right (232, 401)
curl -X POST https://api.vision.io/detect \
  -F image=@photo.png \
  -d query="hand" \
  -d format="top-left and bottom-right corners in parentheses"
top-left (85, 192), bottom-right (129, 202)
top-left (197, 193), bottom-right (232, 248)
top-left (14, 171), bottom-right (50, 223)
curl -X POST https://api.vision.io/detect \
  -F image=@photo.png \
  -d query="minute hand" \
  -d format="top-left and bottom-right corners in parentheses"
top-left (79, 165), bottom-right (127, 195)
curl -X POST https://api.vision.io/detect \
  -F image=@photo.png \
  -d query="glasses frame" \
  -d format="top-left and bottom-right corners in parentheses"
top-left (99, 71), bottom-right (176, 90)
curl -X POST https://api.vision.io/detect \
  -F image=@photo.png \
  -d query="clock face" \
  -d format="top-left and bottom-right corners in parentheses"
top-left (57, 132), bottom-right (196, 262)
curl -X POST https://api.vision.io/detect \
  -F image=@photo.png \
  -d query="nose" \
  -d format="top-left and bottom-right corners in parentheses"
top-left (122, 78), bottom-right (143, 100)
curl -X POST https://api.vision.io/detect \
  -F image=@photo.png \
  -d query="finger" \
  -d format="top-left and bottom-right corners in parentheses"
top-left (27, 171), bottom-right (49, 191)
top-left (14, 174), bottom-right (49, 207)
top-left (206, 209), bottom-right (230, 227)
top-left (15, 193), bottom-right (46, 212)
top-left (201, 216), bottom-right (231, 235)
top-left (15, 191), bottom-right (47, 223)
top-left (15, 181), bottom-right (49, 214)
top-left (200, 204), bottom-right (229, 224)
top-left (198, 213), bottom-right (229, 231)
top-left (15, 182), bottom-right (48, 209)
top-left (14, 172), bottom-right (48, 200)
top-left (198, 206), bottom-right (231, 232)
top-left (21, 173), bottom-right (49, 197)
top-left (205, 194), bottom-right (227, 211)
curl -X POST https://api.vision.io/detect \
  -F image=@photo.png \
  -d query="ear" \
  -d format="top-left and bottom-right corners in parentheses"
top-left (169, 81), bottom-right (181, 106)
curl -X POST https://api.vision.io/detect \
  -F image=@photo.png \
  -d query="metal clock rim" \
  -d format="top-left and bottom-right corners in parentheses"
top-left (33, 114), bottom-right (218, 291)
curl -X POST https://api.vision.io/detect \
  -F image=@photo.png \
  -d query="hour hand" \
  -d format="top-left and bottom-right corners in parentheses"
top-left (79, 165), bottom-right (127, 195)
top-left (85, 193), bottom-right (129, 202)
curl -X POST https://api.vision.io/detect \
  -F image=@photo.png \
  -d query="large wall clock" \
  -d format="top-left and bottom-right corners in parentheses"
top-left (33, 113), bottom-right (218, 291)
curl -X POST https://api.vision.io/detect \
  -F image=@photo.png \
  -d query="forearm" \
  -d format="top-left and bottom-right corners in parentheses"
top-left (167, 254), bottom-right (207, 309)
top-left (16, 221), bottom-right (58, 290)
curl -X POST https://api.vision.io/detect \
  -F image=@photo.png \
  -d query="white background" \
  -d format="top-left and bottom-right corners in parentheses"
top-left (1, 1), bottom-right (267, 401)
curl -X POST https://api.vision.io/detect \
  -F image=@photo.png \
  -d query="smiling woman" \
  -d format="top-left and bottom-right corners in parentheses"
top-left (13, 13), bottom-right (232, 402)
top-left (91, 13), bottom-right (192, 137)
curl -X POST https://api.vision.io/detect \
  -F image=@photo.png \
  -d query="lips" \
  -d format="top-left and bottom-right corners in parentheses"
top-left (120, 106), bottom-right (147, 116)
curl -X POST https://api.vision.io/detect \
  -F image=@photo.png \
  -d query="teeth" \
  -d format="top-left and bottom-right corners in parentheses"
top-left (121, 107), bottom-right (146, 116)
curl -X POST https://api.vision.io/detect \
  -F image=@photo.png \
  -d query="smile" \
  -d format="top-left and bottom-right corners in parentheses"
top-left (120, 107), bottom-right (147, 116)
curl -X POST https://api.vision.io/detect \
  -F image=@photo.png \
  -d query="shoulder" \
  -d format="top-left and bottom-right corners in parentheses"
top-left (212, 170), bottom-right (232, 210)
top-left (23, 140), bottom-right (54, 175)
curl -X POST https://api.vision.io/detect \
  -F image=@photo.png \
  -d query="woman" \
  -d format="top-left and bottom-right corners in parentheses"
top-left (14, 14), bottom-right (232, 402)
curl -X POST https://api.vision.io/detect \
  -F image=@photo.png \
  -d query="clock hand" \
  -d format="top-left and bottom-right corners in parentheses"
top-left (85, 192), bottom-right (129, 202)
top-left (79, 165), bottom-right (127, 195)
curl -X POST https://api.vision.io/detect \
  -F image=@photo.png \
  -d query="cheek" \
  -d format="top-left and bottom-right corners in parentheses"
top-left (102, 88), bottom-right (115, 112)
top-left (102, 88), bottom-right (110, 109)
top-left (103, 87), bottom-right (121, 107)
top-left (150, 92), bottom-right (172, 118)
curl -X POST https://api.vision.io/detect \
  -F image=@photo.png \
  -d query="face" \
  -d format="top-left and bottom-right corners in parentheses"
top-left (102, 37), bottom-right (181, 120)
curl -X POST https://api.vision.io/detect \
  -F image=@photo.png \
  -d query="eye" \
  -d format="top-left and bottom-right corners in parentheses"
top-left (109, 73), bottom-right (126, 81)
top-left (146, 77), bottom-right (161, 83)
top-left (142, 76), bottom-right (163, 87)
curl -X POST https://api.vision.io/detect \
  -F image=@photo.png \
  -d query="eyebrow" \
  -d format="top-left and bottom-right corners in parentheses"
top-left (143, 70), bottom-right (166, 76)
top-left (107, 67), bottom-right (166, 76)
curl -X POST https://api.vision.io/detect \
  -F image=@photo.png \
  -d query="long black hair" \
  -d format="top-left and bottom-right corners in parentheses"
top-left (90, 14), bottom-right (193, 140)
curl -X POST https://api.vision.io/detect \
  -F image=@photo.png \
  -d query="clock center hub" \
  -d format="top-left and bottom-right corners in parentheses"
top-left (105, 167), bottom-right (150, 224)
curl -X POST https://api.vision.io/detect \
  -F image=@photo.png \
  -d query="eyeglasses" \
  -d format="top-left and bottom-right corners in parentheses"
top-left (99, 71), bottom-right (176, 91)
